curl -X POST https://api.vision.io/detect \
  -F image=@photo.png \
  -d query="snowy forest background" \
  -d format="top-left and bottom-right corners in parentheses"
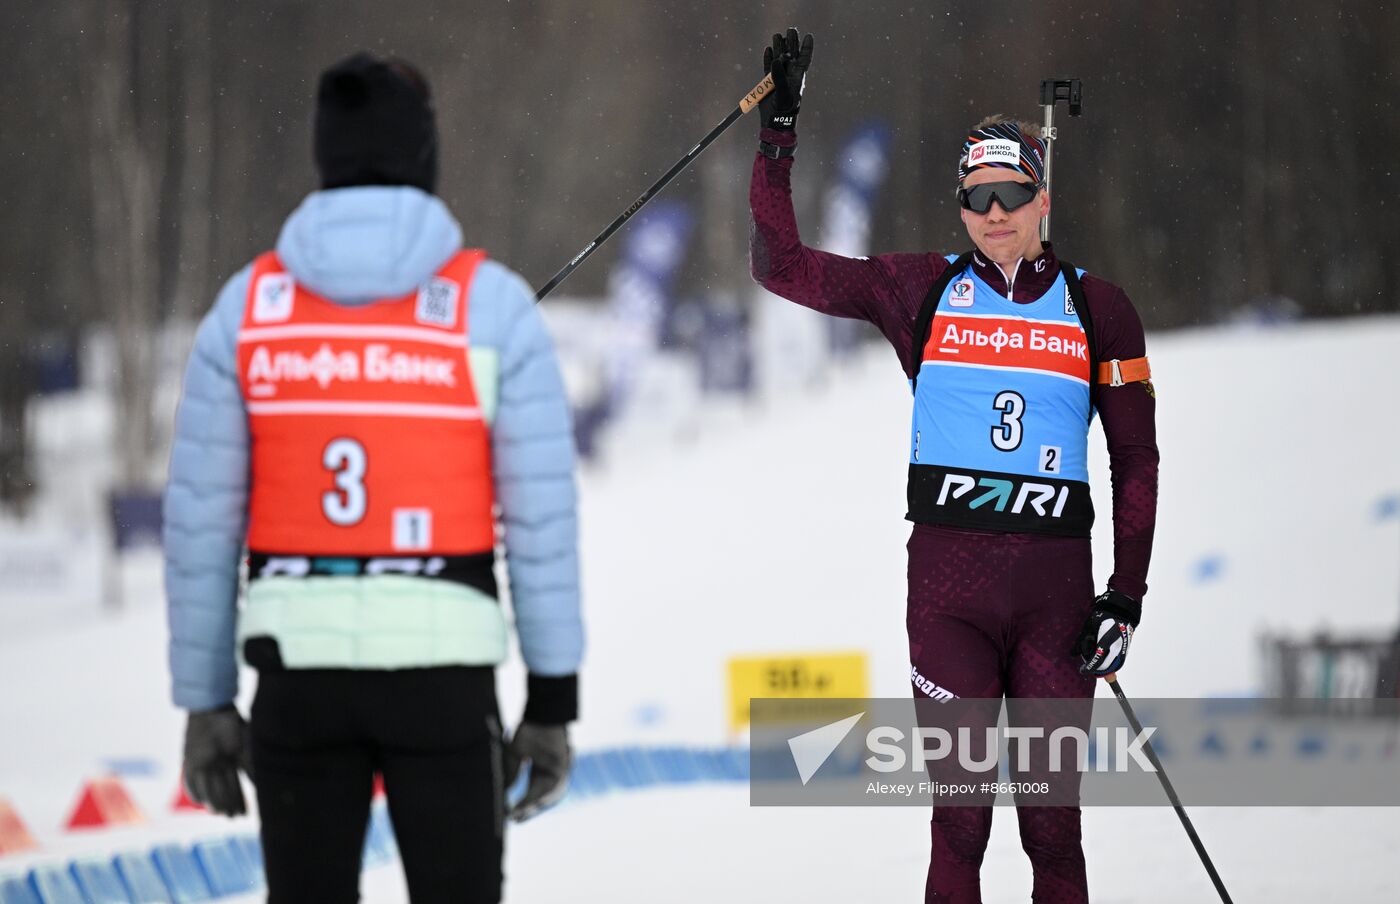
top-left (2, 5), bottom-right (1399, 899)
top-left (1, 0), bottom-right (1398, 507)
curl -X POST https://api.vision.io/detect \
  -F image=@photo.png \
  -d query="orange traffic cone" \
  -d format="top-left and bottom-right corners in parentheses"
top-left (64, 776), bottom-right (145, 830)
top-left (171, 772), bottom-right (205, 813)
top-left (0, 798), bottom-right (37, 854)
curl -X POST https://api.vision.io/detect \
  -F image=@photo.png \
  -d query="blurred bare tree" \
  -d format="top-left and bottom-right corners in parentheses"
top-left (0, 0), bottom-right (1396, 502)
top-left (87, 0), bottom-right (168, 491)
top-left (165, 0), bottom-right (215, 324)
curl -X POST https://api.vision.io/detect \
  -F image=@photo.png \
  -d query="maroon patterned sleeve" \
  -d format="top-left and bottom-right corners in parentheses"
top-left (748, 129), bottom-right (949, 376)
top-left (1084, 277), bottom-right (1160, 604)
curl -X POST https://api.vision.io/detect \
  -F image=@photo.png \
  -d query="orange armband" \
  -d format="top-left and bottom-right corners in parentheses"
top-left (1095, 357), bottom-right (1151, 386)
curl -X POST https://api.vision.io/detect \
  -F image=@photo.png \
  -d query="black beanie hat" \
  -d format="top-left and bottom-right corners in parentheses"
top-left (314, 52), bottom-right (438, 194)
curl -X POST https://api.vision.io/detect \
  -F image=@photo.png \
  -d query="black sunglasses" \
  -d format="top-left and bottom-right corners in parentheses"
top-left (957, 180), bottom-right (1044, 214)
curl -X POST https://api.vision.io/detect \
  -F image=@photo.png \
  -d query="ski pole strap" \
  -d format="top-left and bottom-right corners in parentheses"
top-left (1059, 260), bottom-right (1152, 386)
top-left (909, 251), bottom-right (977, 392)
top-left (1059, 260), bottom-right (1096, 380)
top-left (758, 140), bottom-right (795, 159)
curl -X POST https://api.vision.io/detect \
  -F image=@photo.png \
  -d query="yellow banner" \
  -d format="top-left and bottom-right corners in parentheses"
top-left (727, 651), bottom-right (869, 732)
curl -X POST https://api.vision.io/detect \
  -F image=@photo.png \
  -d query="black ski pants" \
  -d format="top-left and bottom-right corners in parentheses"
top-left (249, 664), bottom-right (505, 904)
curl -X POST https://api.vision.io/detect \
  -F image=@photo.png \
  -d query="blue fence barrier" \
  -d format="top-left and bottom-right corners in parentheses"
top-left (517, 745), bottom-right (746, 805)
top-left (26, 865), bottom-right (84, 904)
top-left (231, 838), bottom-right (261, 892)
top-left (149, 844), bottom-right (212, 904)
top-left (190, 840), bottom-right (254, 899)
top-left (362, 809), bottom-right (393, 868)
top-left (0, 878), bottom-right (39, 904)
top-left (68, 860), bottom-right (127, 904)
top-left (0, 875), bottom-right (40, 904)
top-left (0, 746), bottom-right (746, 902)
top-left (111, 853), bottom-right (170, 904)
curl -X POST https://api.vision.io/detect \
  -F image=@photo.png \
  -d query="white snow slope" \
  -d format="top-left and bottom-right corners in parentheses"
top-left (2, 315), bottom-right (1399, 902)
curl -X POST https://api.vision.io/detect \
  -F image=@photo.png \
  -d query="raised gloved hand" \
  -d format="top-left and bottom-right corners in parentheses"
top-left (182, 704), bottom-right (253, 817)
top-left (1073, 590), bottom-right (1141, 677)
top-left (502, 722), bottom-right (571, 823)
top-left (759, 27), bottom-right (815, 132)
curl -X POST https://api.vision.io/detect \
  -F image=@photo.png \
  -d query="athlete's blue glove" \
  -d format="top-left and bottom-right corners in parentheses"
top-left (1074, 590), bottom-right (1141, 676)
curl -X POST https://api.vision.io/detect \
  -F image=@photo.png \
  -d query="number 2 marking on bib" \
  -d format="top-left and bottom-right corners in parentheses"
top-left (322, 438), bottom-right (367, 526)
top-left (991, 390), bottom-right (1025, 452)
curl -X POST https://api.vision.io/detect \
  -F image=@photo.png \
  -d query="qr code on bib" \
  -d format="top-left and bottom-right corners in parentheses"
top-left (416, 277), bottom-right (460, 328)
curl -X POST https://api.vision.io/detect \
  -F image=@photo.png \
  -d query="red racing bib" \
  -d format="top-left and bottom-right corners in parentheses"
top-left (236, 250), bottom-right (496, 556)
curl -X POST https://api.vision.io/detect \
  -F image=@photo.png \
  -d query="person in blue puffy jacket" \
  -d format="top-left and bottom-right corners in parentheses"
top-left (163, 52), bottom-right (582, 904)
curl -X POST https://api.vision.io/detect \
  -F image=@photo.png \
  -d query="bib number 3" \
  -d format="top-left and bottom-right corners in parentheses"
top-left (991, 390), bottom-right (1025, 452)
top-left (322, 438), bottom-right (367, 526)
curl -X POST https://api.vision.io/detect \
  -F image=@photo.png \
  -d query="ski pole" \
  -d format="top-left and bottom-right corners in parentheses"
top-left (1038, 77), bottom-right (1082, 243)
top-left (533, 73), bottom-right (776, 302)
top-left (1104, 673), bottom-right (1235, 903)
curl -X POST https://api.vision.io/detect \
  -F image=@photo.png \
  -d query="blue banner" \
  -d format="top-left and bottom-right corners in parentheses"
top-left (605, 200), bottom-right (694, 417)
top-left (820, 121), bottom-right (892, 355)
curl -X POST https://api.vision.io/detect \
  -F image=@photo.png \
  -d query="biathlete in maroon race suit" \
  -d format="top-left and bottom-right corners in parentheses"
top-left (748, 29), bottom-right (1159, 904)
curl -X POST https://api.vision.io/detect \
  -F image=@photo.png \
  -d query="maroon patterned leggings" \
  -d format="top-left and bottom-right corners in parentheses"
top-left (907, 523), bottom-right (1097, 904)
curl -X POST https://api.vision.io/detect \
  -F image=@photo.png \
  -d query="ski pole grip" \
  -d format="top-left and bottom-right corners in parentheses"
top-left (739, 73), bottom-right (777, 114)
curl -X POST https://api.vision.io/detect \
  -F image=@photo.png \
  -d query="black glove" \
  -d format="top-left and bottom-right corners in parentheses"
top-left (182, 704), bottom-right (252, 817)
top-left (502, 722), bottom-right (571, 823)
top-left (759, 27), bottom-right (815, 132)
top-left (1073, 590), bottom-right (1141, 677)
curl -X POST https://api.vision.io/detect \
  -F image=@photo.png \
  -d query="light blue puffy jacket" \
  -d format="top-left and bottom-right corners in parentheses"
top-left (164, 186), bottom-right (582, 711)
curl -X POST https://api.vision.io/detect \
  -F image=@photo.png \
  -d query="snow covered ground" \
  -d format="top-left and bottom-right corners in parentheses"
top-left (2, 315), bottom-right (1399, 901)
